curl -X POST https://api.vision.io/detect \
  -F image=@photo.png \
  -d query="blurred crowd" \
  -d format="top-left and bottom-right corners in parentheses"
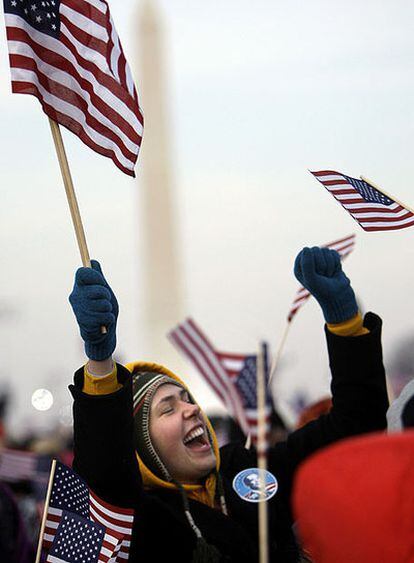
top-left (0, 392), bottom-right (73, 561)
top-left (3, 370), bottom-right (414, 562)
top-left (0, 383), bottom-right (333, 561)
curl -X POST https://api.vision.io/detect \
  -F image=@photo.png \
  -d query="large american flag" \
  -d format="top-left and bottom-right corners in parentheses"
top-left (311, 171), bottom-right (414, 232)
top-left (42, 462), bottom-right (134, 562)
top-left (3, 0), bottom-right (143, 176)
top-left (168, 319), bottom-right (273, 448)
top-left (287, 233), bottom-right (356, 322)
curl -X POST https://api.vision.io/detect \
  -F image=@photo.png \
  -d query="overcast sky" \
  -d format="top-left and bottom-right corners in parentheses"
top-left (1, 0), bottom-right (414, 435)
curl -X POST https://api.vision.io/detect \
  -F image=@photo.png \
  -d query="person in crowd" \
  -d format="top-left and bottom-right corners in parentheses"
top-left (296, 397), bottom-right (332, 429)
top-left (68, 246), bottom-right (388, 562)
top-left (0, 480), bottom-right (35, 563)
top-left (387, 377), bottom-right (414, 431)
top-left (293, 429), bottom-right (414, 563)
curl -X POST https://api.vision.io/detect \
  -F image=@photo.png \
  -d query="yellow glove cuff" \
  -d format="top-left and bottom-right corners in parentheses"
top-left (83, 363), bottom-right (122, 395)
top-left (327, 312), bottom-right (369, 337)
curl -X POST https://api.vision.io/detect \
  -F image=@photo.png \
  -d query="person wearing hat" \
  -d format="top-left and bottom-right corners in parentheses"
top-left (292, 430), bottom-right (414, 563)
top-left (68, 246), bottom-right (389, 562)
top-left (387, 378), bottom-right (414, 432)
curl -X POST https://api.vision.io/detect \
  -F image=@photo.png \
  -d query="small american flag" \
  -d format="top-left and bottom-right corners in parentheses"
top-left (168, 319), bottom-right (273, 448)
top-left (3, 0), bottom-right (143, 176)
top-left (42, 462), bottom-right (134, 562)
top-left (311, 171), bottom-right (414, 232)
top-left (46, 511), bottom-right (123, 563)
top-left (287, 233), bottom-right (355, 322)
top-left (0, 447), bottom-right (51, 484)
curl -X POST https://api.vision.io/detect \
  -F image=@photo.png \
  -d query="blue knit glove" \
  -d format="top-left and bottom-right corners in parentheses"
top-left (69, 260), bottom-right (118, 360)
top-left (294, 247), bottom-right (358, 324)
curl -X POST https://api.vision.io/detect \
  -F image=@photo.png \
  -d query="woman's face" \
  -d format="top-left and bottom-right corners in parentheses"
top-left (149, 384), bottom-right (216, 484)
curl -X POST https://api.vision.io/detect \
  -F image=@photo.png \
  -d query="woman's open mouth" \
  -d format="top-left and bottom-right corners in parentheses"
top-left (183, 425), bottom-right (211, 452)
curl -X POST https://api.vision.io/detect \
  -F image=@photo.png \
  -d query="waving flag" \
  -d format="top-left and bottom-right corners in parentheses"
top-left (0, 447), bottom-right (51, 484)
top-left (168, 318), bottom-right (273, 448)
top-left (46, 511), bottom-right (123, 563)
top-left (41, 462), bottom-right (134, 562)
top-left (287, 233), bottom-right (355, 322)
top-left (3, 0), bottom-right (143, 176)
top-left (311, 171), bottom-right (414, 232)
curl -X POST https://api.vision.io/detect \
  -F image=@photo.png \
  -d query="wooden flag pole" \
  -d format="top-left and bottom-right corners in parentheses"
top-left (244, 433), bottom-right (251, 450)
top-left (360, 175), bottom-right (414, 215)
top-left (48, 118), bottom-right (91, 267)
top-left (49, 118), bottom-right (106, 333)
top-left (257, 342), bottom-right (269, 563)
top-left (35, 458), bottom-right (57, 563)
top-left (268, 320), bottom-right (291, 385)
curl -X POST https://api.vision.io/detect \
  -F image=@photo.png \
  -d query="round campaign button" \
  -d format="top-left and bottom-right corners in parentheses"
top-left (232, 468), bottom-right (278, 503)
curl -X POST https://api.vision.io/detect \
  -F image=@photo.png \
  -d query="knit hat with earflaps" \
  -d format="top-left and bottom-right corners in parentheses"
top-left (131, 370), bottom-right (183, 481)
top-left (127, 361), bottom-right (225, 563)
top-left (293, 430), bottom-right (414, 563)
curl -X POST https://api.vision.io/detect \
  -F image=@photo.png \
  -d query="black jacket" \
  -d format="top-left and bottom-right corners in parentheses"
top-left (70, 313), bottom-right (389, 562)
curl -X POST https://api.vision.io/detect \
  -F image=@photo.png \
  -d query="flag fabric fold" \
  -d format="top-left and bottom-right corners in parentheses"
top-left (311, 170), bottom-right (414, 232)
top-left (287, 233), bottom-right (356, 322)
top-left (3, 0), bottom-right (143, 176)
top-left (168, 318), bottom-right (273, 449)
top-left (42, 461), bottom-right (134, 562)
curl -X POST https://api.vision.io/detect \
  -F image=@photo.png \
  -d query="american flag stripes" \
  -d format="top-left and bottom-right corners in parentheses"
top-left (287, 233), bottom-right (356, 322)
top-left (3, 0), bottom-right (143, 176)
top-left (42, 462), bottom-right (133, 561)
top-left (168, 318), bottom-right (273, 447)
top-left (311, 171), bottom-right (414, 232)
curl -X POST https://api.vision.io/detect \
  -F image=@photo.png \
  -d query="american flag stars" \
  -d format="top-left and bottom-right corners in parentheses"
top-left (47, 512), bottom-right (104, 563)
top-left (237, 356), bottom-right (271, 411)
top-left (344, 175), bottom-right (394, 206)
top-left (42, 462), bottom-right (134, 561)
top-left (49, 464), bottom-right (89, 517)
top-left (5, 0), bottom-right (61, 37)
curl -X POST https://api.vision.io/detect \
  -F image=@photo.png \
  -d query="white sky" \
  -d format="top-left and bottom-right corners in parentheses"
top-left (1, 0), bottom-right (414, 435)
